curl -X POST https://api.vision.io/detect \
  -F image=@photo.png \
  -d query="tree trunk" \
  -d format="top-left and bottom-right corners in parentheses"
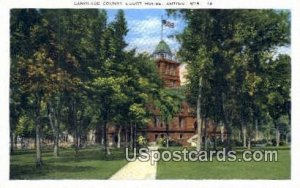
top-left (276, 127), bottom-right (280, 147)
top-left (14, 133), bottom-right (18, 150)
top-left (247, 135), bottom-right (251, 149)
top-left (133, 123), bottom-right (137, 149)
top-left (255, 119), bottom-right (259, 141)
top-left (224, 122), bottom-right (232, 151)
top-left (54, 131), bottom-right (59, 157)
top-left (212, 122), bottom-right (217, 151)
top-left (204, 118), bottom-right (208, 151)
top-left (125, 125), bottom-right (128, 148)
top-left (166, 123), bottom-right (169, 148)
top-left (34, 135), bottom-right (36, 149)
top-left (242, 123), bottom-right (247, 148)
top-left (95, 126), bottom-right (101, 144)
top-left (103, 121), bottom-right (111, 155)
top-left (221, 123), bottom-right (224, 143)
top-left (74, 129), bottom-right (79, 157)
top-left (117, 125), bottom-right (122, 148)
top-left (247, 116), bottom-right (255, 149)
top-left (221, 93), bottom-right (231, 151)
top-left (48, 105), bottom-right (60, 158)
top-left (196, 78), bottom-right (202, 152)
top-left (101, 124), bottom-right (105, 146)
top-left (74, 117), bottom-right (79, 157)
top-left (10, 131), bottom-right (14, 154)
top-left (273, 120), bottom-right (280, 147)
top-left (130, 122), bottom-right (134, 150)
top-left (69, 99), bottom-right (80, 157)
top-left (35, 117), bottom-right (43, 167)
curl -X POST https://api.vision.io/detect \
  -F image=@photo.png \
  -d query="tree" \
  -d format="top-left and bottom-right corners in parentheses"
top-left (265, 54), bottom-right (291, 146)
top-left (17, 48), bottom-right (73, 165)
top-left (170, 9), bottom-right (290, 150)
top-left (156, 88), bottom-right (184, 148)
top-left (88, 76), bottom-right (128, 155)
top-left (10, 9), bottom-right (41, 153)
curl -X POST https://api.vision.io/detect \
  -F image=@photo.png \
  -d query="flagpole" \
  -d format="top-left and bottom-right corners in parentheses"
top-left (161, 15), bottom-right (163, 41)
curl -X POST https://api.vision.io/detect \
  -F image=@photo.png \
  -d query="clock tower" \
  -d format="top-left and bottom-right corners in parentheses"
top-left (153, 40), bottom-right (180, 88)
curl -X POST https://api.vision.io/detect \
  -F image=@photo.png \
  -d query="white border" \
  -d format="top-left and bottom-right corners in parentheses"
top-left (1, 1), bottom-right (300, 188)
top-left (0, 0), bottom-right (297, 9)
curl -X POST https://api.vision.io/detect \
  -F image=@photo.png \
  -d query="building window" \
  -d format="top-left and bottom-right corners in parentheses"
top-left (179, 117), bottom-right (185, 128)
top-left (155, 134), bottom-right (158, 140)
top-left (171, 67), bottom-right (175, 76)
top-left (180, 104), bottom-right (185, 113)
top-left (155, 116), bottom-right (160, 127)
top-left (194, 122), bottom-right (197, 131)
top-left (161, 134), bottom-right (164, 138)
top-left (165, 65), bottom-right (169, 75)
top-left (171, 80), bottom-right (176, 87)
top-left (179, 134), bottom-right (183, 139)
top-left (179, 117), bottom-right (181, 128)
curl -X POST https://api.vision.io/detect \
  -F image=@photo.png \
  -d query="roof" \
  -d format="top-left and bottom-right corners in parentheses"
top-left (153, 40), bottom-right (172, 55)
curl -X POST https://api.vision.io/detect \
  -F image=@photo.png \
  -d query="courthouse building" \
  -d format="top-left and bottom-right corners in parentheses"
top-left (93, 39), bottom-right (226, 147)
top-left (138, 40), bottom-right (226, 146)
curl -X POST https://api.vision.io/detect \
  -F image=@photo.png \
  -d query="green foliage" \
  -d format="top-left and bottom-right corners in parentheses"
top-left (156, 137), bottom-right (167, 147)
top-left (170, 10), bottom-right (290, 146)
top-left (137, 135), bottom-right (147, 147)
top-left (15, 115), bottom-right (35, 137)
top-left (129, 103), bottom-right (149, 124)
top-left (156, 88), bottom-right (184, 123)
top-left (10, 9), bottom-right (165, 159)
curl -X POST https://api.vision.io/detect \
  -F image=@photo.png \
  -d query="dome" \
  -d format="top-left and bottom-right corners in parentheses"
top-left (153, 40), bottom-right (172, 55)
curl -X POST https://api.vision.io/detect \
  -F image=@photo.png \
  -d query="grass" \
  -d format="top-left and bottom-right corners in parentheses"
top-left (11, 145), bottom-right (291, 180)
top-left (157, 146), bottom-right (291, 179)
top-left (10, 147), bottom-right (129, 179)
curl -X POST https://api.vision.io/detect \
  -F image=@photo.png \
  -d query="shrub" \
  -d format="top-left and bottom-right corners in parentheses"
top-left (137, 135), bottom-right (147, 147)
top-left (169, 139), bottom-right (182, 147)
top-left (157, 137), bottom-right (167, 147)
top-left (232, 139), bottom-right (243, 147)
top-left (279, 141), bottom-right (286, 146)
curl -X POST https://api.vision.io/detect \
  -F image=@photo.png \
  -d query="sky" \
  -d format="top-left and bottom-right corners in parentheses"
top-left (107, 9), bottom-right (186, 55)
top-left (106, 9), bottom-right (290, 56)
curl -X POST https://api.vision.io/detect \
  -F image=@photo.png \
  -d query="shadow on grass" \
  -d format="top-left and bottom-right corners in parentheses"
top-left (44, 149), bottom-right (130, 163)
top-left (10, 147), bottom-right (132, 179)
top-left (10, 164), bottom-right (95, 179)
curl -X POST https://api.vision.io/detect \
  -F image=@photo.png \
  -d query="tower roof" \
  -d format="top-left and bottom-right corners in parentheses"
top-left (153, 40), bottom-right (172, 55)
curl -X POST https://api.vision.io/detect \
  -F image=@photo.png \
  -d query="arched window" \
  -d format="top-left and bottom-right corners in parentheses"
top-left (179, 134), bottom-right (183, 139)
top-left (194, 122), bottom-right (197, 131)
top-left (179, 117), bottom-right (185, 128)
top-left (155, 116), bottom-right (160, 127)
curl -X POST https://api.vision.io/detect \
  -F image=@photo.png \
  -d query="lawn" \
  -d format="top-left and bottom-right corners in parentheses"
top-left (11, 146), bottom-right (291, 180)
top-left (10, 147), bottom-right (129, 179)
top-left (157, 147), bottom-right (291, 179)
